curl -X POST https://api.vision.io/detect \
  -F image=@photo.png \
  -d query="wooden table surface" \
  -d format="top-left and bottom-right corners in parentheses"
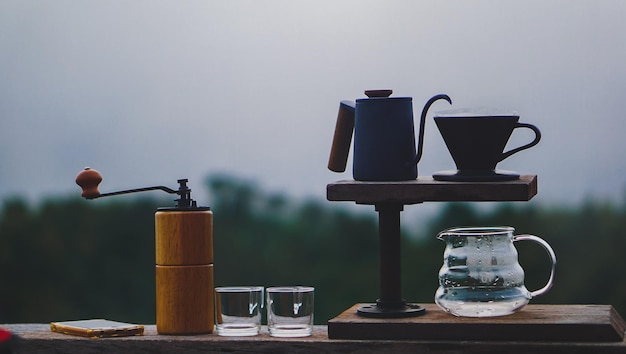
top-left (4, 310), bottom-right (626, 354)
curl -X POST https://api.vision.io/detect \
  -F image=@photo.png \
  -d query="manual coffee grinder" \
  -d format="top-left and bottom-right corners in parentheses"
top-left (75, 167), bottom-right (214, 335)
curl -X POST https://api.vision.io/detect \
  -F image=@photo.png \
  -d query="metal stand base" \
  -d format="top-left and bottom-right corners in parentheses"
top-left (357, 303), bottom-right (426, 318)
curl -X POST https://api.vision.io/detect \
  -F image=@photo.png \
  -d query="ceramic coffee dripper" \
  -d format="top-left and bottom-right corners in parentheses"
top-left (432, 108), bottom-right (541, 181)
top-left (435, 226), bottom-right (556, 317)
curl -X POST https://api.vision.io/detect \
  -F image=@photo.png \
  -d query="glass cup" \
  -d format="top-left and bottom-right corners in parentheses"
top-left (266, 286), bottom-right (314, 337)
top-left (214, 286), bottom-right (264, 336)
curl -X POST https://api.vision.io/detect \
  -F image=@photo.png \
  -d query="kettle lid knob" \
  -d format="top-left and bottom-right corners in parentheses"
top-left (364, 89), bottom-right (393, 98)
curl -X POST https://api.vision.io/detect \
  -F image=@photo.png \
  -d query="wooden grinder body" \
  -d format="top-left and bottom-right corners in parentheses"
top-left (155, 209), bottom-right (214, 335)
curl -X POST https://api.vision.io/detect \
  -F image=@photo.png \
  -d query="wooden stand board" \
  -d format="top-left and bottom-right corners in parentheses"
top-left (328, 304), bottom-right (626, 342)
top-left (327, 175), bottom-right (537, 204)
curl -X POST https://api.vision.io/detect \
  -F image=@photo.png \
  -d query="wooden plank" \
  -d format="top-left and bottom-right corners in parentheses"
top-left (328, 303), bottom-right (626, 342)
top-left (4, 321), bottom-right (626, 353)
top-left (327, 175), bottom-right (537, 204)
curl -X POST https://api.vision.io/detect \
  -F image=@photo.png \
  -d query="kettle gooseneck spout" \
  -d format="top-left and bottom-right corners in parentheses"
top-left (413, 94), bottom-right (452, 165)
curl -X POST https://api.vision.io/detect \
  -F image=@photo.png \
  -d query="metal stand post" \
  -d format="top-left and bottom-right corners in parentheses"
top-left (357, 203), bottom-right (425, 318)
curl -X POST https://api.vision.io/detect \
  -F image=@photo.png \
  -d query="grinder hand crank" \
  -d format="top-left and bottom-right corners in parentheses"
top-left (75, 167), bottom-right (196, 208)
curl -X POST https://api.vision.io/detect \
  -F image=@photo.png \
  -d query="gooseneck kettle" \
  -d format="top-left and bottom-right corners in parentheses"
top-left (328, 90), bottom-right (451, 181)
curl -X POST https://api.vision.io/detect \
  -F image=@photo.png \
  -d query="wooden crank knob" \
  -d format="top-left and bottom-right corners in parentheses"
top-left (75, 167), bottom-right (102, 199)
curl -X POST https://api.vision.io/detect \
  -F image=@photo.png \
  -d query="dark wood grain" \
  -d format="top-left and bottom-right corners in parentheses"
top-left (4, 314), bottom-right (626, 354)
top-left (329, 303), bottom-right (626, 342)
top-left (327, 175), bottom-right (537, 204)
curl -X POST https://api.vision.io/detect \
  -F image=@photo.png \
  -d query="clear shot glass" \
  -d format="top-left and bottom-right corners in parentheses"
top-left (215, 286), bottom-right (264, 336)
top-left (266, 286), bottom-right (314, 337)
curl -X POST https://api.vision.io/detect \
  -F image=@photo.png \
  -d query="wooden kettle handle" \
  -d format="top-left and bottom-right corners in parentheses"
top-left (75, 167), bottom-right (103, 199)
top-left (328, 101), bottom-right (356, 172)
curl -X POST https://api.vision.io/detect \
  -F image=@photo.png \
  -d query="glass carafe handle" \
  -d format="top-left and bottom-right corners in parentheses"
top-left (513, 235), bottom-right (557, 297)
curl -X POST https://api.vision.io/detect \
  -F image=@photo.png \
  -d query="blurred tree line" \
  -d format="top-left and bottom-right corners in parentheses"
top-left (1, 174), bottom-right (626, 324)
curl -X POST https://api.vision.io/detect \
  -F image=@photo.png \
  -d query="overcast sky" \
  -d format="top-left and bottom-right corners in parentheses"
top-left (1, 1), bottom-right (625, 211)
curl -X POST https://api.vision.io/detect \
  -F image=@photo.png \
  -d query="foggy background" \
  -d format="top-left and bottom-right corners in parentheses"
top-left (1, 1), bottom-right (625, 213)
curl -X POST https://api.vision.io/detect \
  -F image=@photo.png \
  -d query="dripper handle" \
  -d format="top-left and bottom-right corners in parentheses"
top-left (328, 101), bottom-right (356, 172)
top-left (513, 234), bottom-right (557, 297)
top-left (500, 123), bottom-right (542, 162)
